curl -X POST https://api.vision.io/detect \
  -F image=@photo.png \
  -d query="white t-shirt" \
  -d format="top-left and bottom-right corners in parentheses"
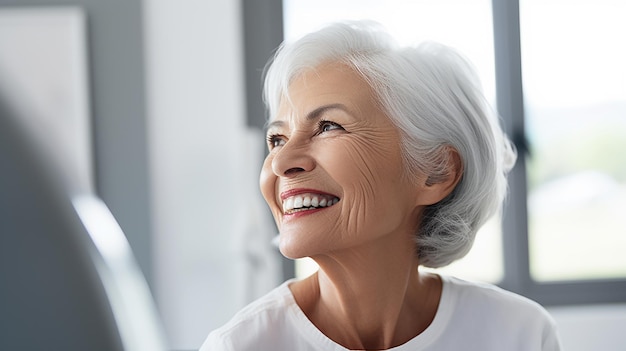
top-left (200, 275), bottom-right (561, 350)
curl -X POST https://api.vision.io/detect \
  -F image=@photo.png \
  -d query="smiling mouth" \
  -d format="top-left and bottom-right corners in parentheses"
top-left (282, 193), bottom-right (340, 214)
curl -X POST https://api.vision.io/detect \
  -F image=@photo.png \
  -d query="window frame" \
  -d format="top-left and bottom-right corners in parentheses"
top-left (242, 0), bottom-right (626, 306)
top-left (493, 0), bottom-right (626, 306)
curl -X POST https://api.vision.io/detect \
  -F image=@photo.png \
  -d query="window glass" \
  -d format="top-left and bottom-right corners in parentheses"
top-left (283, 0), bottom-right (502, 283)
top-left (520, 0), bottom-right (626, 281)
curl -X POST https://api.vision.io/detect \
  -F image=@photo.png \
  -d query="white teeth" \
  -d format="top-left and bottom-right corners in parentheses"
top-left (283, 197), bottom-right (294, 212)
top-left (311, 197), bottom-right (319, 207)
top-left (293, 196), bottom-right (303, 208)
top-left (281, 193), bottom-right (339, 213)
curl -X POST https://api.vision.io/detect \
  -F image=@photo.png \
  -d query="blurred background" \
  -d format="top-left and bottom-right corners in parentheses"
top-left (0, 0), bottom-right (624, 350)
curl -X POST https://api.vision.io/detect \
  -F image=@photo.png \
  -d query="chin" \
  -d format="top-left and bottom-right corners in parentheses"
top-left (278, 239), bottom-right (306, 260)
top-left (278, 233), bottom-right (319, 260)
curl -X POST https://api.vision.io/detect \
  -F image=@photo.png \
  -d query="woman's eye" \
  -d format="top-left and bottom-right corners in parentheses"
top-left (319, 120), bottom-right (344, 133)
top-left (267, 135), bottom-right (286, 149)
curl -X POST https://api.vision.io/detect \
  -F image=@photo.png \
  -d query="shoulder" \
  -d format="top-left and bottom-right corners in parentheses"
top-left (439, 276), bottom-right (560, 349)
top-left (199, 280), bottom-right (301, 351)
top-left (443, 275), bottom-right (551, 320)
top-left (444, 276), bottom-right (518, 301)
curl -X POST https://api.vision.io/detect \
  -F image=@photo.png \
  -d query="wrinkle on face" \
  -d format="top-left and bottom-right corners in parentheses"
top-left (260, 62), bottom-right (424, 258)
top-left (336, 129), bottom-right (404, 238)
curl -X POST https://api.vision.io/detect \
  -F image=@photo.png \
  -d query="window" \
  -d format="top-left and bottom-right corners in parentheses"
top-left (494, 0), bottom-right (626, 304)
top-left (520, 0), bottom-right (626, 282)
top-left (244, 0), bottom-right (626, 305)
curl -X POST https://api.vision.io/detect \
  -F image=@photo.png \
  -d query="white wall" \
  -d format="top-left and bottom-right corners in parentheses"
top-left (143, 0), bottom-right (279, 349)
top-left (549, 303), bottom-right (626, 351)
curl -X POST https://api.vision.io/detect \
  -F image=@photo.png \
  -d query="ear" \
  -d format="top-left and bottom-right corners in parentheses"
top-left (415, 146), bottom-right (463, 206)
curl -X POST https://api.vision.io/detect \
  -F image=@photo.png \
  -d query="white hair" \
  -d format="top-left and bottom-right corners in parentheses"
top-left (263, 21), bottom-right (516, 268)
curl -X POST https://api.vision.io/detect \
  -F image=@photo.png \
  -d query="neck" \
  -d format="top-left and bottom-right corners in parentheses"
top-left (290, 235), bottom-right (442, 350)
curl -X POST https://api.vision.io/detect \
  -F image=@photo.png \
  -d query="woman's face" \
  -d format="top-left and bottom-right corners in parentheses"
top-left (260, 63), bottom-right (426, 259)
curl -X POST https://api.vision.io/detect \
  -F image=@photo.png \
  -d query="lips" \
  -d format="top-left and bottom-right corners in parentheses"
top-left (280, 190), bottom-right (340, 215)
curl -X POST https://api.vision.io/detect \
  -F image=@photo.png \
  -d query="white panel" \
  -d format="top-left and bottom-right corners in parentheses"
top-left (143, 0), bottom-right (279, 349)
top-left (0, 7), bottom-right (92, 193)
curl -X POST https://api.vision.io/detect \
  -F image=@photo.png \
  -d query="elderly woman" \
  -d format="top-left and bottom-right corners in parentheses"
top-left (201, 21), bottom-right (560, 351)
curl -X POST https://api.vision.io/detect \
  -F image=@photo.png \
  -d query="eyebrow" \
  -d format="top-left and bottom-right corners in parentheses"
top-left (265, 103), bottom-right (350, 132)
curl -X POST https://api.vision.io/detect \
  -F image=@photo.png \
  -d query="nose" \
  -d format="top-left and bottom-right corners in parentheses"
top-left (271, 139), bottom-right (315, 177)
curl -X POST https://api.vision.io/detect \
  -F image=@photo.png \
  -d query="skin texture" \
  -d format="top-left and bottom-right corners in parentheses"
top-left (260, 62), bottom-right (461, 350)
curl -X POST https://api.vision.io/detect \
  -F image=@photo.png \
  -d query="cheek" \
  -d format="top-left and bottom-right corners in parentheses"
top-left (321, 133), bottom-right (404, 194)
top-left (318, 135), bottom-right (412, 234)
top-left (259, 156), bottom-right (278, 212)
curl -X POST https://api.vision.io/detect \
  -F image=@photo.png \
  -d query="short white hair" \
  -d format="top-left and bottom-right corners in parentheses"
top-left (263, 21), bottom-right (516, 268)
